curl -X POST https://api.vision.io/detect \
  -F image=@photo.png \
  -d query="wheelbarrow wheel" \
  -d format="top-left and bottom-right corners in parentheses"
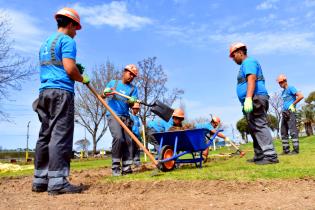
top-left (158, 145), bottom-right (175, 172)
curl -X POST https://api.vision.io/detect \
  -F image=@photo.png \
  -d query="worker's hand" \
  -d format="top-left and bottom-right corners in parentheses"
top-left (244, 97), bottom-right (253, 113)
top-left (288, 104), bottom-right (296, 112)
top-left (103, 87), bottom-right (112, 95)
top-left (82, 75), bottom-right (90, 84)
top-left (128, 96), bottom-right (137, 104)
top-left (225, 137), bottom-right (230, 142)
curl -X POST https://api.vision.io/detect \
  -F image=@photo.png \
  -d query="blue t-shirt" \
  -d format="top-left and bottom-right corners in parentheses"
top-left (195, 122), bottom-right (214, 131)
top-left (236, 57), bottom-right (268, 104)
top-left (282, 86), bottom-right (297, 110)
top-left (39, 32), bottom-right (77, 93)
top-left (147, 118), bottom-right (173, 132)
top-left (106, 80), bottom-right (138, 116)
top-left (131, 114), bottom-right (141, 138)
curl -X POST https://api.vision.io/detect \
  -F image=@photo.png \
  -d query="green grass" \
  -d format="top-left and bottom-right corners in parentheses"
top-left (104, 135), bottom-right (315, 182)
top-left (1, 136), bottom-right (315, 182)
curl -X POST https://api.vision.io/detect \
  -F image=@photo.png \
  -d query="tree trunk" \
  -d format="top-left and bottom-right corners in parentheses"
top-left (305, 122), bottom-right (313, 136)
top-left (245, 133), bottom-right (248, 143)
top-left (93, 134), bottom-right (97, 154)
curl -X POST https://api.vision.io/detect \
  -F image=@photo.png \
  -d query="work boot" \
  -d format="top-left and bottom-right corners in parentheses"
top-left (32, 184), bottom-right (48, 193)
top-left (246, 156), bottom-right (263, 163)
top-left (122, 167), bottom-right (132, 176)
top-left (289, 150), bottom-right (299, 155)
top-left (48, 183), bottom-right (83, 195)
top-left (112, 168), bottom-right (121, 177)
top-left (255, 158), bottom-right (279, 165)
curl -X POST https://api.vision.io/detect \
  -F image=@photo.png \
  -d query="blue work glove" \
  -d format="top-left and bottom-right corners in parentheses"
top-left (82, 75), bottom-right (90, 84)
top-left (288, 104), bottom-right (296, 112)
top-left (103, 88), bottom-right (112, 95)
top-left (128, 96), bottom-right (137, 104)
top-left (244, 97), bottom-right (253, 113)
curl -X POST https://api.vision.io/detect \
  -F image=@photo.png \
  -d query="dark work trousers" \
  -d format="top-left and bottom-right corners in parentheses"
top-left (32, 89), bottom-right (74, 191)
top-left (245, 95), bottom-right (278, 161)
top-left (108, 115), bottom-right (133, 175)
top-left (281, 111), bottom-right (299, 153)
top-left (132, 138), bottom-right (141, 166)
top-left (147, 128), bottom-right (160, 152)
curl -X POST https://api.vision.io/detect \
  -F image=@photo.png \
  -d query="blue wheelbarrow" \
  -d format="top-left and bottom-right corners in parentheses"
top-left (153, 128), bottom-right (223, 172)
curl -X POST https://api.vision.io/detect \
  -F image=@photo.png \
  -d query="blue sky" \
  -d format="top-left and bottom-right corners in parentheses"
top-left (0, 0), bottom-right (314, 150)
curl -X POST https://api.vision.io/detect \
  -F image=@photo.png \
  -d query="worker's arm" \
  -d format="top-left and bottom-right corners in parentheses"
top-left (246, 74), bottom-right (256, 98)
top-left (210, 129), bottom-right (226, 139)
top-left (293, 92), bottom-right (304, 105)
top-left (63, 58), bottom-right (84, 82)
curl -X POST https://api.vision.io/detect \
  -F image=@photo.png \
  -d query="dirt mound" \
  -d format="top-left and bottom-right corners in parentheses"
top-left (1, 166), bottom-right (315, 209)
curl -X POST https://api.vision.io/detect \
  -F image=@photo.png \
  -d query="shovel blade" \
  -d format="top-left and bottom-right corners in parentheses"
top-left (150, 100), bottom-right (174, 122)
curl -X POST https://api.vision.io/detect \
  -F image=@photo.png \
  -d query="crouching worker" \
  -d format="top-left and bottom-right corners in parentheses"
top-left (103, 64), bottom-right (138, 176)
top-left (147, 117), bottom-right (173, 152)
top-left (195, 116), bottom-right (229, 162)
top-left (130, 102), bottom-right (142, 167)
top-left (168, 108), bottom-right (185, 131)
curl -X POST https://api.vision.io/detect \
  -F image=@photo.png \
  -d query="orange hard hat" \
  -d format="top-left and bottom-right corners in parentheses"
top-left (55, 8), bottom-right (81, 30)
top-left (229, 42), bottom-right (246, 57)
top-left (132, 102), bottom-right (140, 109)
top-left (124, 64), bottom-right (138, 77)
top-left (211, 116), bottom-right (221, 124)
top-left (172, 108), bottom-right (185, 119)
top-left (277, 74), bottom-right (287, 82)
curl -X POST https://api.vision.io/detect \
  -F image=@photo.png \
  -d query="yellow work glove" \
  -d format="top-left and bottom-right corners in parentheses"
top-left (288, 104), bottom-right (296, 112)
top-left (244, 97), bottom-right (253, 113)
top-left (225, 137), bottom-right (230, 142)
top-left (82, 75), bottom-right (90, 84)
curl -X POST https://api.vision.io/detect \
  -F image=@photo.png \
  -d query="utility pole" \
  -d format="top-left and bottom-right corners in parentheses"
top-left (26, 121), bottom-right (31, 161)
top-left (231, 124), bottom-right (235, 139)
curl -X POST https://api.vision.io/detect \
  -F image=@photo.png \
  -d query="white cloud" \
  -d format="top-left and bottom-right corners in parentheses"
top-left (0, 9), bottom-right (43, 53)
top-left (73, 2), bottom-right (153, 30)
top-left (209, 32), bottom-right (315, 55)
top-left (304, 0), bottom-right (315, 7)
top-left (256, 0), bottom-right (279, 10)
top-left (157, 21), bottom-right (315, 55)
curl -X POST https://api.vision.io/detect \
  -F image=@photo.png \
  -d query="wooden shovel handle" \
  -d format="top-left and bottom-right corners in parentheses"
top-left (86, 84), bottom-right (158, 166)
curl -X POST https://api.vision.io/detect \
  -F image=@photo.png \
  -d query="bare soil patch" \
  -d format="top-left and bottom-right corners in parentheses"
top-left (1, 166), bottom-right (315, 210)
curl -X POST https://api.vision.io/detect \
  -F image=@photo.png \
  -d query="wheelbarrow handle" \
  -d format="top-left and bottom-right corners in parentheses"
top-left (85, 83), bottom-right (159, 166)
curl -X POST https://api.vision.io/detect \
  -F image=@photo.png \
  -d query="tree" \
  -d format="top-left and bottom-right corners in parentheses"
top-left (267, 114), bottom-right (278, 132)
top-left (75, 138), bottom-right (91, 152)
top-left (0, 13), bottom-right (35, 120)
top-left (75, 62), bottom-right (120, 154)
top-left (269, 92), bottom-right (283, 138)
top-left (297, 91), bottom-right (315, 136)
top-left (236, 117), bottom-right (249, 143)
top-left (135, 57), bottom-right (184, 145)
top-left (305, 91), bottom-right (315, 104)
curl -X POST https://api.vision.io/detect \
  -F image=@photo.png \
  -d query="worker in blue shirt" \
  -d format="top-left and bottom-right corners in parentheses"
top-left (103, 64), bottom-right (138, 176)
top-left (147, 117), bottom-right (173, 151)
top-left (230, 42), bottom-right (279, 165)
top-left (32, 8), bottom-right (89, 195)
top-left (195, 116), bottom-right (230, 162)
top-left (130, 102), bottom-right (142, 167)
top-left (277, 74), bottom-right (304, 155)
